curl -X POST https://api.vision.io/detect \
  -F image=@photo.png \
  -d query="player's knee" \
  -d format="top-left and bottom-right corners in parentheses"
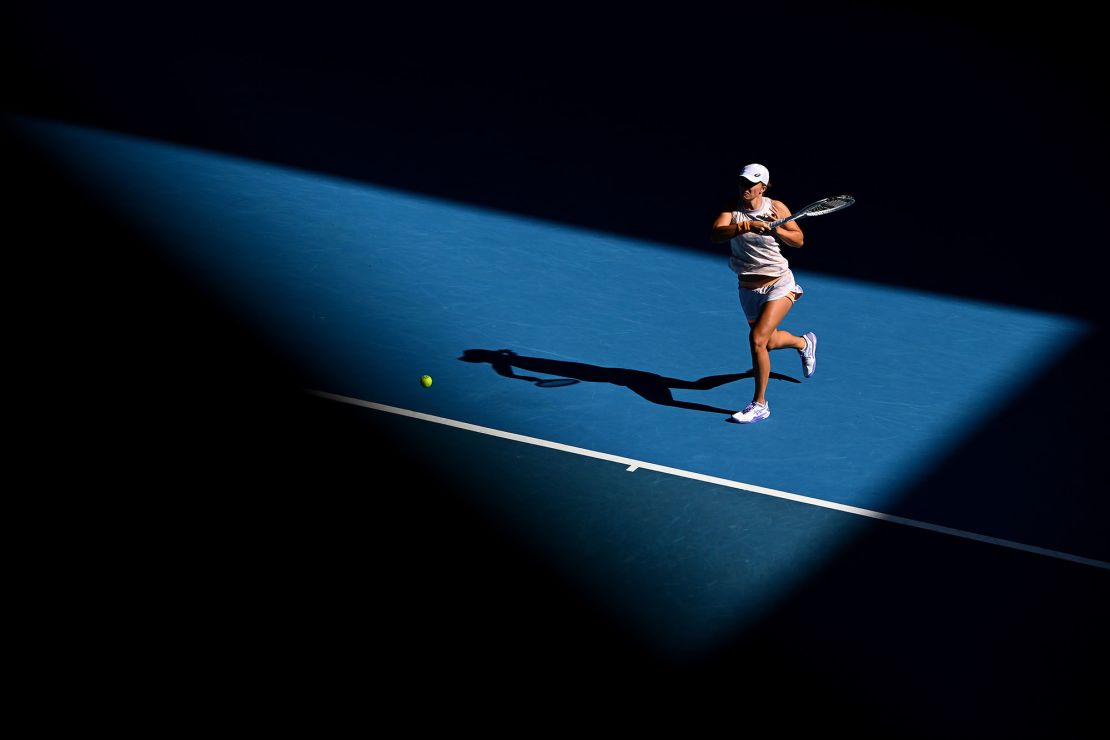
top-left (748, 328), bottom-right (772, 350)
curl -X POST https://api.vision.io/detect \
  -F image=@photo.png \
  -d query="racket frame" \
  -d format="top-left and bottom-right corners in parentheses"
top-left (768, 194), bottom-right (855, 229)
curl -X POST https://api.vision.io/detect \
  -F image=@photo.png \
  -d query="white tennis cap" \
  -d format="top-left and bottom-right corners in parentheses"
top-left (740, 163), bottom-right (770, 184)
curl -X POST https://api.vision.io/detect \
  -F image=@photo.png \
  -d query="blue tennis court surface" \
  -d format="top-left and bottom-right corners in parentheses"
top-left (17, 117), bottom-right (1098, 530)
top-left (12, 115), bottom-right (1106, 671)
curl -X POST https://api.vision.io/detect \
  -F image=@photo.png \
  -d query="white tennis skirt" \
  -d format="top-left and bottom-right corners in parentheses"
top-left (738, 269), bottom-right (803, 322)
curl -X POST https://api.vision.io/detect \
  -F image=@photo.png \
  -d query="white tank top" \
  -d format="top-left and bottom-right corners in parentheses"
top-left (729, 197), bottom-right (789, 277)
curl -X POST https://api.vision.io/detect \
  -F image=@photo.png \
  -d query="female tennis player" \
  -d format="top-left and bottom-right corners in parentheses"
top-left (711, 163), bottom-right (816, 424)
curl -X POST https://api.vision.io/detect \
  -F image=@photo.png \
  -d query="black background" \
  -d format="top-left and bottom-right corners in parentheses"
top-left (5, 2), bottom-right (1108, 318)
top-left (5, 2), bottom-right (1107, 735)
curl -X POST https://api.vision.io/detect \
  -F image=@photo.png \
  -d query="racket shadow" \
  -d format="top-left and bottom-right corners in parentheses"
top-left (459, 348), bottom-right (799, 415)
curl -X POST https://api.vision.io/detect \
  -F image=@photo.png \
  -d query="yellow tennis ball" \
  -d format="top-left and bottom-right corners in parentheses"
top-left (421, 374), bottom-right (433, 388)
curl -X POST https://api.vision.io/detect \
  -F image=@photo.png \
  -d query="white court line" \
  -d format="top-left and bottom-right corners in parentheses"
top-left (308, 389), bottom-right (1110, 571)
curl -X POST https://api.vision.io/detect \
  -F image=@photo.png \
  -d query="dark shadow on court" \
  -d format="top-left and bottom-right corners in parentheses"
top-left (459, 348), bottom-right (799, 415)
top-left (881, 327), bottom-right (1110, 563)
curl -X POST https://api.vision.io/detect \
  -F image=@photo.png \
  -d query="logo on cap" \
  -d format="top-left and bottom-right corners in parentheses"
top-left (740, 163), bottom-right (769, 183)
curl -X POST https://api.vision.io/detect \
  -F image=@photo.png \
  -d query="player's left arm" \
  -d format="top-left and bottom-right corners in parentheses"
top-left (769, 199), bottom-right (804, 248)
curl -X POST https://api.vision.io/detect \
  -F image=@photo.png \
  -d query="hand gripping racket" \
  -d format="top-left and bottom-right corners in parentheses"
top-left (769, 194), bottom-right (855, 228)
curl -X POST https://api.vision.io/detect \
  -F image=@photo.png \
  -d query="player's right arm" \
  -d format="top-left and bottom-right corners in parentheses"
top-left (712, 200), bottom-right (771, 243)
top-left (711, 208), bottom-right (737, 243)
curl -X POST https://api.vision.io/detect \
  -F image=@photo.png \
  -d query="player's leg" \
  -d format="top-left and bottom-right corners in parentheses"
top-left (748, 296), bottom-right (795, 404)
top-left (766, 291), bottom-right (816, 378)
top-left (767, 328), bottom-right (805, 352)
top-left (766, 291), bottom-right (805, 351)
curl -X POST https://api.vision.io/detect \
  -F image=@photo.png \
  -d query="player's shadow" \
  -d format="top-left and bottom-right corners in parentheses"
top-left (459, 348), bottom-right (799, 415)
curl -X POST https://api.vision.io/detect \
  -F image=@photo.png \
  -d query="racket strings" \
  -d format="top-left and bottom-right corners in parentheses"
top-left (801, 195), bottom-right (854, 216)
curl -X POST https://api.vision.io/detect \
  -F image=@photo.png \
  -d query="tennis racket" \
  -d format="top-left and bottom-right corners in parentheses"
top-left (769, 194), bottom-right (855, 228)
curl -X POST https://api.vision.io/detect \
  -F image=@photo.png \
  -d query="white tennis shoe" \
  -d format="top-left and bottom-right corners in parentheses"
top-left (729, 401), bottom-right (770, 424)
top-left (799, 332), bottom-right (817, 378)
